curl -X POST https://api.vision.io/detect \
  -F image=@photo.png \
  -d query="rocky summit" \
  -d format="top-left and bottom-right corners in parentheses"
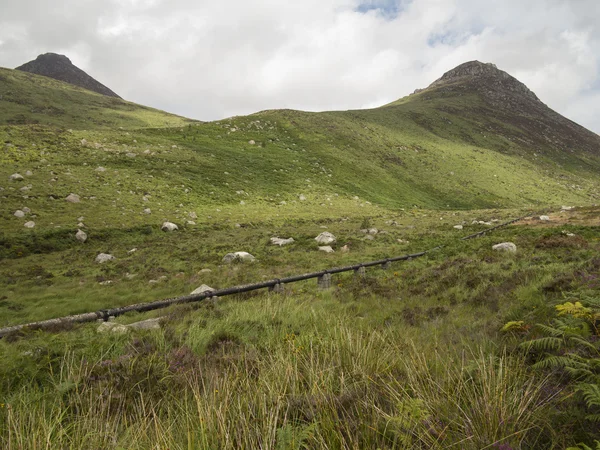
top-left (15, 53), bottom-right (121, 98)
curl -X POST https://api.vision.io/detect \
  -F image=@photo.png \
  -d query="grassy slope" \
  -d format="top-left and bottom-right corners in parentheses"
top-left (1, 67), bottom-right (600, 447)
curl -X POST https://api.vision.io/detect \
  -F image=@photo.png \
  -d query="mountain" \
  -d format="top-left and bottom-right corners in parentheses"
top-left (15, 53), bottom-right (121, 98)
top-left (0, 59), bottom-right (599, 242)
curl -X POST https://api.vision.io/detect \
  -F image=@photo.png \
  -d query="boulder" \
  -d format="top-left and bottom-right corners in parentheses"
top-left (270, 237), bottom-right (295, 246)
top-left (97, 322), bottom-right (128, 334)
top-left (95, 253), bottom-right (116, 263)
top-left (10, 173), bottom-right (24, 181)
top-left (222, 252), bottom-right (256, 263)
top-left (127, 318), bottom-right (161, 330)
top-left (453, 225), bottom-right (463, 230)
top-left (65, 193), bottom-right (80, 203)
top-left (539, 215), bottom-right (550, 221)
top-left (190, 284), bottom-right (215, 295)
top-left (24, 221), bottom-right (35, 228)
top-left (14, 210), bottom-right (25, 218)
top-left (161, 221), bottom-right (178, 232)
top-left (315, 232), bottom-right (336, 245)
top-left (318, 246), bottom-right (335, 253)
top-left (492, 242), bottom-right (517, 253)
top-left (75, 229), bottom-right (87, 243)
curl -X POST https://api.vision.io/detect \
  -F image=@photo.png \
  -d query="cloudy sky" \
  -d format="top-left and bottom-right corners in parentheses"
top-left (1, 0), bottom-right (599, 133)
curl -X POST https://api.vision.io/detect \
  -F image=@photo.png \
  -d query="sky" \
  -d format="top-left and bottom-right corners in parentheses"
top-left (1, 0), bottom-right (599, 133)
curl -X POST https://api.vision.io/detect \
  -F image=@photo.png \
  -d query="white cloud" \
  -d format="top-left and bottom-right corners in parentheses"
top-left (0, 0), bottom-right (599, 133)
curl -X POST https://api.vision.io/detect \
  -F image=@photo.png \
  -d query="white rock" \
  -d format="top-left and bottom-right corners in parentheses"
top-left (126, 152), bottom-right (136, 158)
top-left (453, 225), bottom-right (463, 230)
top-left (24, 221), bottom-right (35, 228)
top-left (97, 322), bottom-right (128, 334)
top-left (81, 139), bottom-right (88, 146)
top-left (25, 170), bottom-right (33, 176)
top-left (270, 237), bottom-right (295, 246)
top-left (10, 173), bottom-right (24, 181)
top-left (198, 268), bottom-right (212, 274)
top-left (187, 221), bottom-right (196, 225)
top-left (77, 222), bottom-right (85, 227)
top-left (127, 318), bottom-right (161, 330)
top-left (95, 166), bottom-right (106, 172)
top-left (561, 206), bottom-right (573, 211)
top-left (95, 253), bottom-right (116, 263)
top-left (315, 232), bottom-right (336, 245)
top-left (299, 194), bottom-right (306, 201)
top-left (341, 245), bottom-right (350, 253)
top-left (222, 252), bottom-right (256, 263)
top-left (22, 207), bottom-right (31, 214)
top-left (143, 208), bottom-right (151, 214)
top-left (14, 210), bottom-right (25, 218)
top-left (190, 284), bottom-right (215, 295)
top-left (65, 193), bottom-right (80, 203)
top-left (368, 228), bottom-right (378, 235)
top-left (248, 140), bottom-right (255, 145)
top-left (318, 246), bottom-right (335, 253)
top-left (364, 234), bottom-right (375, 240)
top-left (75, 229), bottom-right (87, 242)
top-left (492, 242), bottom-right (517, 253)
top-left (161, 222), bottom-right (179, 232)
top-left (99, 281), bottom-right (113, 286)
top-left (127, 248), bottom-right (137, 254)
top-left (539, 215), bottom-right (550, 221)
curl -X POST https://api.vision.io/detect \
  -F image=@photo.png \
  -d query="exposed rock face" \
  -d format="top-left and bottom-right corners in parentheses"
top-left (16, 53), bottom-right (121, 98)
top-left (414, 60), bottom-right (600, 157)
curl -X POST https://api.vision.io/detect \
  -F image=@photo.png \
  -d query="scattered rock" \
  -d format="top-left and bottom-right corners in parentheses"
top-left (539, 215), bottom-right (550, 221)
top-left (561, 206), bottom-right (573, 211)
top-left (75, 229), bottom-right (87, 242)
top-left (299, 194), bottom-right (306, 201)
top-left (368, 228), bottom-right (378, 235)
top-left (65, 193), bottom-right (80, 203)
top-left (143, 208), bottom-right (151, 214)
top-left (315, 231), bottom-right (336, 245)
top-left (341, 245), bottom-right (350, 253)
top-left (14, 210), bottom-right (25, 218)
top-left (10, 173), bottom-right (24, 181)
top-left (22, 207), bottom-right (31, 214)
top-left (126, 152), bottom-right (136, 158)
top-left (24, 221), bottom-right (35, 228)
top-left (97, 322), bottom-right (128, 334)
top-left (128, 248), bottom-right (137, 254)
top-left (95, 166), bottom-right (107, 173)
top-left (492, 242), bottom-right (517, 253)
top-left (127, 318), bottom-right (162, 330)
top-left (99, 280), bottom-right (113, 286)
top-left (270, 237), bottom-right (294, 246)
top-left (95, 253), bottom-right (116, 263)
top-left (77, 222), bottom-right (85, 227)
top-left (453, 225), bottom-right (463, 230)
top-left (25, 170), bottom-right (33, 176)
top-left (81, 139), bottom-right (88, 146)
top-left (364, 234), bottom-right (375, 240)
top-left (190, 284), bottom-right (215, 295)
top-left (161, 222), bottom-right (178, 232)
top-left (318, 246), bottom-right (335, 253)
top-left (222, 252), bottom-right (256, 263)
top-left (248, 140), bottom-right (255, 145)
top-left (198, 268), bottom-right (212, 274)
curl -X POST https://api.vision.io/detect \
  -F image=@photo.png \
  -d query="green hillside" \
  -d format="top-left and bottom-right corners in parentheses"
top-left (1, 61), bottom-right (600, 448)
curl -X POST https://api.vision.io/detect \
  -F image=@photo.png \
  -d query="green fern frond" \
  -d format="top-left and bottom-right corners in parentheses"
top-left (521, 336), bottom-right (563, 352)
top-left (535, 323), bottom-right (564, 337)
top-left (568, 336), bottom-right (600, 352)
top-left (532, 355), bottom-right (584, 370)
top-left (576, 383), bottom-right (600, 408)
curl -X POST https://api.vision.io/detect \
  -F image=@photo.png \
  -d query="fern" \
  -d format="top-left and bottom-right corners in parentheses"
top-left (532, 355), bottom-right (585, 371)
top-left (520, 336), bottom-right (563, 352)
top-left (577, 383), bottom-right (600, 408)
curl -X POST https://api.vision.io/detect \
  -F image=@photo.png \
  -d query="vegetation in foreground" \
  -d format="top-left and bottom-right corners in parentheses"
top-left (1, 208), bottom-right (599, 448)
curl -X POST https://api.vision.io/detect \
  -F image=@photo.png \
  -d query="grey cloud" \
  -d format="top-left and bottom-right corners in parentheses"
top-left (1, 0), bottom-right (599, 133)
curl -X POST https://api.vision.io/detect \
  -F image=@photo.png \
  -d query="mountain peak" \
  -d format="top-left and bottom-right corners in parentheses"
top-left (413, 60), bottom-right (541, 107)
top-left (15, 53), bottom-right (121, 99)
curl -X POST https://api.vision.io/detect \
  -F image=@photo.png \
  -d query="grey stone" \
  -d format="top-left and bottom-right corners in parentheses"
top-left (97, 322), bottom-right (128, 334)
top-left (190, 284), bottom-right (215, 295)
top-left (539, 215), bottom-right (550, 221)
top-left (270, 237), bottom-right (295, 246)
top-left (75, 229), bottom-right (87, 242)
top-left (95, 253), bottom-right (116, 263)
top-left (161, 221), bottom-right (179, 232)
top-left (315, 231), bottom-right (336, 245)
top-left (65, 193), bottom-right (80, 203)
top-left (127, 318), bottom-right (161, 330)
top-left (318, 246), bottom-right (334, 253)
top-left (222, 252), bottom-right (256, 263)
top-left (10, 173), bottom-right (24, 181)
top-left (492, 242), bottom-right (517, 253)
top-left (14, 210), bottom-right (25, 218)
top-left (453, 225), bottom-right (463, 230)
top-left (24, 221), bottom-right (35, 228)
